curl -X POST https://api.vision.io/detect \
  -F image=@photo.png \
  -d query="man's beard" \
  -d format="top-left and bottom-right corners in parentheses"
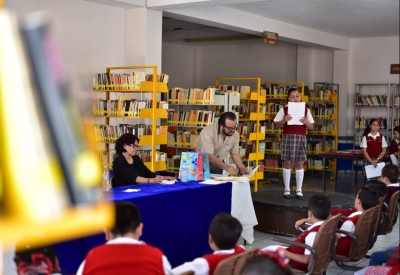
top-left (223, 129), bottom-right (234, 136)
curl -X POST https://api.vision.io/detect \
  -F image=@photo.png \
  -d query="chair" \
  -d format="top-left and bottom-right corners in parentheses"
top-left (334, 205), bottom-right (379, 271)
top-left (380, 190), bottom-right (400, 234)
top-left (213, 247), bottom-right (259, 275)
top-left (368, 195), bottom-right (386, 249)
top-left (272, 213), bottom-right (342, 275)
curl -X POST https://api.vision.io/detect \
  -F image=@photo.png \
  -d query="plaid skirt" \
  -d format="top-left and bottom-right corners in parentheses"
top-left (281, 134), bottom-right (307, 161)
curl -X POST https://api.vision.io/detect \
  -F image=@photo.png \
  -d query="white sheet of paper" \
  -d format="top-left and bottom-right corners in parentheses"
top-left (390, 154), bottom-right (398, 165)
top-left (123, 188), bottom-right (141, 192)
top-left (161, 180), bottom-right (176, 184)
top-left (287, 102), bottom-right (305, 125)
top-left (198, 179), bottom-right (228, 184)
top-left (365, 162), bottom-right (385, 179)
top-left (242, 165), bottom-right (260, 178)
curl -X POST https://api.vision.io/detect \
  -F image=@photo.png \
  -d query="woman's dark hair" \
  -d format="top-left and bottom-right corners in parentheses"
top-left (115, 133), bottom-right (139, 155)
top-left (286, 87), bottom-right (299, 100)
top-left (363, 118), bottom-right (379, 136)
top-left (218, 111), bottom-right (237, 127)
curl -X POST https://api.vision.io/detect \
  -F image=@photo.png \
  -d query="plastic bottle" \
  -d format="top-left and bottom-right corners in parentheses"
top-left (181, 164), bottom-right (188, 182)
top-left (102, 166), bottom-right (110, 192)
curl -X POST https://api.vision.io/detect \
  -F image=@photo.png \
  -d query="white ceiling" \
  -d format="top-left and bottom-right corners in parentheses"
top-left (85, 0), bottom-right (399, 42)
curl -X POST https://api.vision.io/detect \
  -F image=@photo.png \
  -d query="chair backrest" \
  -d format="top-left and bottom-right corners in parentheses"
top-left (213, 247), bottom-right (259, 275)
top-left (307, 214), bottom-right (341, 274)
top-left (369, 195), bottom-right (386, 248)
top-left (349, 205), bottom-right (379, 260)
top-left (385, 190), bottom-right (400, 233)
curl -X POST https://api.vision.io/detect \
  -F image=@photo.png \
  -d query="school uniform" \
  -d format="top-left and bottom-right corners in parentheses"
top-left (360, 132), bottom-right (388, 159)
top-left (171, 245), bottom-right (245, 275)
top-left (336, 211), bottom-right (362, 257)
top-left (76, 237), bottom-right (172, 275)
top-left (286, 220), bottom-right (324, 271)
top-left (383, 183), bottom-right (400, 212)
top-left (388, 139), bottom-right (400, 155)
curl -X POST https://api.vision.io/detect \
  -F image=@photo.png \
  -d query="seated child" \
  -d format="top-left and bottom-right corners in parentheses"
top-left (380, 164), bottom-right (400, 212)
top-left (354, 244), bottom-right (400, 275)
top-left (172, 212), bottom-right (243, 275)
top-left (77, 201), bottom-right (172, 275)
top-left (262, 195), bottom-right (331, 271)
top-left (384, 126), bottom-right (400, 164)
top-left (330, 179), bottom-right (386, 217)
top-left (14, 235), bottom-right (62, 275)
top-left (336, 187), bottom-right (379, 257)
top-left (240, 250), bottom-right (294, 275)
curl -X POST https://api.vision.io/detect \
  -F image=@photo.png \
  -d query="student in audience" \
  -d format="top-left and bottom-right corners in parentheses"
top-left (112, 133), bottom-right (175, 187)
top-left (330, 179), bottom-right (386, 217)
top-left (262, 195), bottom-right (331, 271)
top-left (385, 126), bottom-right (400, 164)
top-left (380, 164), bottom-right (400, 212)
top-left (354, 244), bottom-right (400, 275)
top-left (76, 201), bottom-right (172, 275)
top-left (14, 236), bottom-right (62, 275)
top-left (172, 212), bottom-right (244, 275)
top-left (240, 250), bottom-right (294, 275)
top-left (335, 187), bottom-right (379, 257)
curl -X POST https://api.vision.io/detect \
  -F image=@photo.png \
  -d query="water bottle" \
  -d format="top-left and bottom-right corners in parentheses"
top-left (102, 166), bottom-right (110, 192)
top-left (181, 164), bottom-right (188, 182)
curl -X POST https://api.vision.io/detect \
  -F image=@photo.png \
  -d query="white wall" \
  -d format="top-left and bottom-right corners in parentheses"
top-left (5, 0), bottom-right (127, 116)
top-left (347, 36), bottom-right (400, 136)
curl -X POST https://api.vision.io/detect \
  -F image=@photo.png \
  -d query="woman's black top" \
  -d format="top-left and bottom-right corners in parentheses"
top-left (112, 154), bottom-right (156, 187)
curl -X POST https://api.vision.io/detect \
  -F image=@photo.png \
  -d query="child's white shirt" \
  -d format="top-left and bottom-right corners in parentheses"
top-left (360, 131), bottom-right (388, 148)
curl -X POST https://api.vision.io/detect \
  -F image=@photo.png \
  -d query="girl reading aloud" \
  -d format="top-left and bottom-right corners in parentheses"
top-left (273, 88), bottom-right (314, 199)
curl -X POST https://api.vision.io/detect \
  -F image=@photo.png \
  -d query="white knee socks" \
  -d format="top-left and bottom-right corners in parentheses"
top-left (283, 168), bottom-right (291, 191)
top-left (296, 169), bottom-right (304, 192)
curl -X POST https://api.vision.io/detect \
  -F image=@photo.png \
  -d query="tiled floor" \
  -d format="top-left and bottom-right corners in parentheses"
top-left (243, 170), bottom-right (400, 274)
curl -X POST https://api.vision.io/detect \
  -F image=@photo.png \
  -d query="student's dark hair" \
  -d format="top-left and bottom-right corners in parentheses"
top-left (286, 87), bottom-right (299, 100)
top-left (365, 179), bottom-right (388, 197)
top-left (111, 201), bottom-right (141, 236)
top-left (357, 187), bottom-right (379, 210)
top-left (240, 255), bottom-right (294, 275)
top-left (393, 126), bottom-right (400, 134)
top-left (218, 111), bottom-right (237, 127)
top-left (209, 212), bottom-right (242, 250)
top-left (308, 194), bottom-right (331, 220)
top-left (115, 133), bottom-right (140, 155)
top-left (381, 164), bottom-right (400, 183)
top-left (14, 236), bottom-right (58, 272)
top-left (363, 118), bottom-right (379, 136)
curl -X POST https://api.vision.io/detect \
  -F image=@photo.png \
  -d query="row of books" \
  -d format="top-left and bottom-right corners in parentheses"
top-left (355, 95), bottom-right (389, 107)
top-left (167, 155), bottom-right (182, 171)
top-left (309, 123), bottom-right (336, 133)
top-left (167, 131), bottom-right (199, 148)
top-left (264, 85), bottom-right (302, 97)
top-left (93, 72), bottom-right (169, 90)
top-left (98, 149), bottom-right (167, 165)
top-left (239, 141), bottom-right (256, 159)
top-left (218, 85), bottom-right (250, 98)
top-left (308, 89), bottom-right (337, 100)
top-left (308, 103), bottom-right (336, 117)
top-left (266, 103), bottom-right (284, 114)
top-left (394, 96), bottom-right (400, 107)
top-left (93, 124), bottom-right (167, 142)
top-left (354, 117), bottom-right (387, 129)
top-left (232, 102), bottom-right (259, 119)
top-left (93, 97), bottom-right (154, 117)
top-left (237, 121), bottom-right (266, 138)
top-left (167, 110), bottom-right (219, 126)
top-left (168, 87), bottom-right (217, 104)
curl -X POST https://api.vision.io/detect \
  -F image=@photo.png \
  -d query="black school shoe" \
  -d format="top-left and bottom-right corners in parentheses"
top-left (296, 191), bottom-right (304, 200)
top-left (283, 190), bottom-right (291, 199)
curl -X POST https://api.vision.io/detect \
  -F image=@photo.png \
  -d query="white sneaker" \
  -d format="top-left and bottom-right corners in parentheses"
top-left (283, 190), bottom-right (291, 199)
top-left (296, 191), bottom-right (304, 200)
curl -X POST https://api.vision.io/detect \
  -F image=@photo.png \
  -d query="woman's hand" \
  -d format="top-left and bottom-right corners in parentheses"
top-left (150, 176), bottom-right (164, 183)
top-left (371, 159), bottom-right (378, 168)
top-left (163, 176), bottom-right (176, 181)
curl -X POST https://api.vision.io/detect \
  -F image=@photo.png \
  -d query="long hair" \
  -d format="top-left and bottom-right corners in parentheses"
top-left (363, 118), bottom-right (378, 136)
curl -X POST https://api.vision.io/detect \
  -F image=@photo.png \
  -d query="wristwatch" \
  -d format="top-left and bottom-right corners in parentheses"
top-left (377, 157), bottom-right (380, 161)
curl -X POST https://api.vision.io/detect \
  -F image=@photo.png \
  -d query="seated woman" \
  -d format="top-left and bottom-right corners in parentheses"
top-left (112, 133), bottom-right (175, 187)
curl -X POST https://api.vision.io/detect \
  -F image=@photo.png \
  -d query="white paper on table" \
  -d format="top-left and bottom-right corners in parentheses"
top-left (198, 179), bottom-right (229, 184)
top-left (390, 154), bottom-right (398, 165)
top-left (160, 180), bottom-right (176, 184)
top-left (123, 188), bottom-right (141, 192)
top-left (365, 162), bottom-right (385, 179)
top-left (287, 102), bottom-right (305, 125)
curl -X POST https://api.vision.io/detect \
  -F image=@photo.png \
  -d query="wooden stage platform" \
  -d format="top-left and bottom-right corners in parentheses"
top-left (252, 190), bottom-right (355, 236)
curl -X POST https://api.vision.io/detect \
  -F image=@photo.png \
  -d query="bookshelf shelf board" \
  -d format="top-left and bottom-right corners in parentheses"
top-left (168, 103), bottom-right (225, 106)
top-left (93, 108), bottom-right (167, 119)
top-left (93, 81), bottom-right (168, 93)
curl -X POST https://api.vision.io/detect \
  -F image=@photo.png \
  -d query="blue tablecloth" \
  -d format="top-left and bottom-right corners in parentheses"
top-left (54, 181), bottom-right (232, 274)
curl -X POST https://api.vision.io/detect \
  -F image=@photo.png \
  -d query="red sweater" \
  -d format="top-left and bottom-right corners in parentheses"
top-left (388, 139), bottom-right (400, 155)
top-left (365, 133), bottom-right (383, 159)
top-left (82, 244), bottom-right (165, 275)
top-left (282, 106), bottom-right (308, 135)
top-left (336, 214), bottom-right (361, 257)
top-left (286, 224), bottom-right (321, 271)
top-left (202, 246), bottom-right (245, 275)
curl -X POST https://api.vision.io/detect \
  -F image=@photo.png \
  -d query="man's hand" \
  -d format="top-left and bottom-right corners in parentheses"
top-left (240, 167), bottom-right (249, 175)
top-left (226, 166), bottom-right (238, 175)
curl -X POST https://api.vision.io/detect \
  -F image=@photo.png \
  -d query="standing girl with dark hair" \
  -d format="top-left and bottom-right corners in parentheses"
top-left (360, 119), bottom-right (387, 168)
top-left (273, 88), bottom-right (314, 199)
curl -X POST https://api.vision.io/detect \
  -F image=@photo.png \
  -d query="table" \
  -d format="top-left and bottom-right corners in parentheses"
top-left (318, 151), bottom-right (365, 193)
top-left (54, 181), bottom-right (232, 274)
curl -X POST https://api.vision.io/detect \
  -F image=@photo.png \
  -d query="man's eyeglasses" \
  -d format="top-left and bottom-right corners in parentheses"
top-left (128, 144), bottom-right (140, 149)
top-left (223, 124), bottom-right (237, 132)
